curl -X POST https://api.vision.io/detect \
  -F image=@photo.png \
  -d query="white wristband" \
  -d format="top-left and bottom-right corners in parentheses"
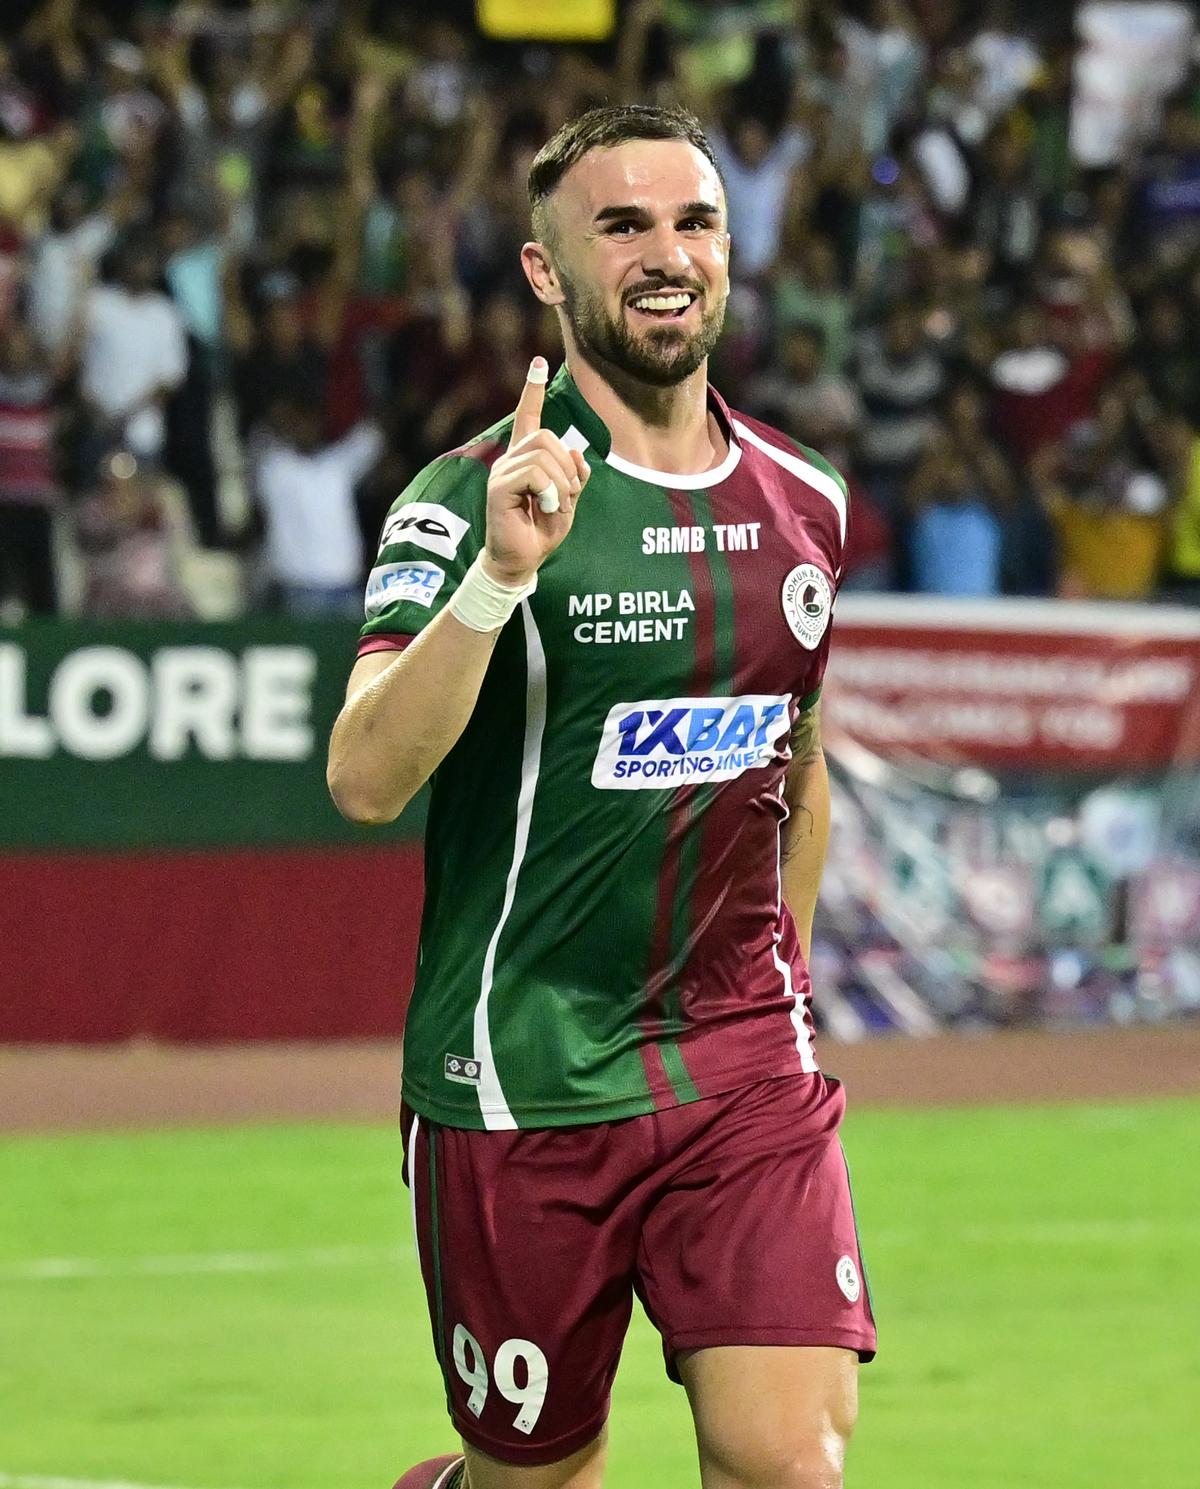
top-left (448, 553), bottom-right (537, 633)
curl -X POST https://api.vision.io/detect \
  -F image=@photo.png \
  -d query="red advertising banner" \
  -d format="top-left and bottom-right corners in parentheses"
top-left (812, 597), bottom-right (1200, 1038)
top-left (825, 597), bottom-right (1200, 772)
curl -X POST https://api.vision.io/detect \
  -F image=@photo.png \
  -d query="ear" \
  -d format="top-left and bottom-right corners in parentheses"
top-left (521, 241), bottom-right (565, 307)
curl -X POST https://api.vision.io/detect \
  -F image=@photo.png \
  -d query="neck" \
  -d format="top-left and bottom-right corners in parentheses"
top-left (564, 338), bottom-right (725, 477)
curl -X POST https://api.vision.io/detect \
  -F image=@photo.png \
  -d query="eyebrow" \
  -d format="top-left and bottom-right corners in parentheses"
top-left (592, 201), bottom-right (722, 225)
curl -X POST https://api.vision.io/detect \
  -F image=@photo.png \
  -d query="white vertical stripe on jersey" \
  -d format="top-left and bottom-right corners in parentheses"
top-left (472, 599), bottom-right (549, 1129)
top-left (407, 1114), bottom-right (421, 1265)
top-left (731, 418), bottom-right (847, 547)
top-left (775, 783), bottom-right (819, 1073)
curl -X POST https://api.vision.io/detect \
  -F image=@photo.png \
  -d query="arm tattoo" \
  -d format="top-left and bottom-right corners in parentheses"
top-left (782, 703), bottom-right (822, 865)
top-left (781, 804), bottom-right (814, 864)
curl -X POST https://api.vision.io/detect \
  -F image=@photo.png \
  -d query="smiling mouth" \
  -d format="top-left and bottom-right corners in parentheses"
top-left (626, 290), bottom-right (700, 321)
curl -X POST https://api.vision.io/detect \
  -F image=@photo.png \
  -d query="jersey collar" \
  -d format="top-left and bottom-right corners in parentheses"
top-left (546, 363), bottom-right (743, 489)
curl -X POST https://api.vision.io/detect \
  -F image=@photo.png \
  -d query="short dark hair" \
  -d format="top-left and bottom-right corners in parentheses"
top-left (528, 104), bottom-right (722, 237)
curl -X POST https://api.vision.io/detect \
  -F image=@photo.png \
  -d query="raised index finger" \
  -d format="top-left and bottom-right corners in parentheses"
top-left (509, 356), bottom-right (549, 447)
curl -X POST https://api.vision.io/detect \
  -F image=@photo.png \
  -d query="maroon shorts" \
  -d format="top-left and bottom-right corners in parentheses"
top-left (402, 1073), bottom-right (876, 1467)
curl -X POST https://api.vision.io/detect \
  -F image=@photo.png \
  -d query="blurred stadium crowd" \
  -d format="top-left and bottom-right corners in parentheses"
top-left (1, 0), bottom-right (1199, 621)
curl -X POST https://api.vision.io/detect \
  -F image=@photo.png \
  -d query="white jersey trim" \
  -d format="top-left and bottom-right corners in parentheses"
top-left (407, 1115), bottom-right (421, 1265)
top-left (605, 436), bottom-right (743, 489)
top-left (775, 783), bottom-right (818, 1073)
top-left (472, 600), bottom-right (548, 1129)
top-left (732, 418), bottom-right (847, 547)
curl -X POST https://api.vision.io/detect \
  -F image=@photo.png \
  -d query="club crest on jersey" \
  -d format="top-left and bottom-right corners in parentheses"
top-left (781, 564), bottom-right (833, 651)
top-left (591, 695), bottom-right (791, 790)
top-left (365, 560), bottom-right (445, 615)
top-left (380, 502), bottom-right (471, 562)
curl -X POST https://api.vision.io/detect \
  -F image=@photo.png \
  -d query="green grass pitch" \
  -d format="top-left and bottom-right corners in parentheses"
top-left (2, 1098), bottom-right (1197, 1489)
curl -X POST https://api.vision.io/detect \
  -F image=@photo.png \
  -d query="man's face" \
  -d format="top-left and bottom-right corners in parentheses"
top-left (531, 139), bottom-right (730, 388)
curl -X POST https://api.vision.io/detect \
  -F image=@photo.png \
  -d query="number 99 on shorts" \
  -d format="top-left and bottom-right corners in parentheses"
top-left (452, 1325), bottom-right (549, 1436)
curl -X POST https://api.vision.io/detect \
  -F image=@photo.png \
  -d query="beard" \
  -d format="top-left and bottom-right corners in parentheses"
top-left (558, 270), bottom-right (726, 387)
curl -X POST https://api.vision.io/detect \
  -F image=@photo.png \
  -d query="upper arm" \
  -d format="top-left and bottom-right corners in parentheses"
top-left (788, 697), bottom-right (823, 768)
top-left (358, 454), bottom-right (488, 649)
top-left (344, 648), bottom-right (401, 704)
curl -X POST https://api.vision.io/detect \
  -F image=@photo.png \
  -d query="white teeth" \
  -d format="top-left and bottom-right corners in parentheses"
top-left (631, 293), bottom-right (693, 311)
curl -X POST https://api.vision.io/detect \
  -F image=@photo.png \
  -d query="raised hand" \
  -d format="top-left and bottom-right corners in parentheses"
top-left (483, 357), bottom-right (591, 586)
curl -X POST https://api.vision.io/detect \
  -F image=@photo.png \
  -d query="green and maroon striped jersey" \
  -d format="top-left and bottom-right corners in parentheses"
top-left (359, 366), bottom-right (848, 1130)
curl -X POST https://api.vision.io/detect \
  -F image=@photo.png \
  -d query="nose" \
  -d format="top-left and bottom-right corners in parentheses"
top-left (641, 222), bottom-right (692, 279)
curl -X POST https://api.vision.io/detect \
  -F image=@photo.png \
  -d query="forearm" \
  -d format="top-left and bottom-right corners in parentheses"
top-left (781, 747), bottom-right (831, 961)
top-left (326, 608), bottom-right (501, 825)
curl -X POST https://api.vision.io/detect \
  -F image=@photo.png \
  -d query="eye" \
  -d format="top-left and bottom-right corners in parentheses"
top-left (606, 221), bottom-right (640, 236)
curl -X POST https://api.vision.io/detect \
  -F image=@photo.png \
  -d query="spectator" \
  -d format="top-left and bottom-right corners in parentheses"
top-left (709, 112), bottom-right (811, 280)
top-left (1135, 286), bottom-right (1200, 423)
top-left (1161, 420), bottom-right (1200, 600)
top-left (988, 299), bottom-right (1110, 465)
top-left (771, 230), bottom-right (853, 372)
top-left (970, 118), bottom-right (1043, 290)
top-left (942, 375), bottom-right (1054, 595)
top-left (967, 1), bottom-right (1043, 121)
top-left (0, 317), bottom-right (60, 616)
top-left (226, 276), bottom-right (328, 444)
top-left (0, 115), bottom-right (76, 238)
top-left (744, 322), bottom-right (862, 458)
top-left (906, 427), bottom-right (1006, 597)
top-left (75, 449), bottom-right (194, 619)
top-left (79, 232), bottom-right (188, 462)
top-left (1031, 392), bottom-right (1169, 601)
top-left (251, 396), bottom-right (382, 618)
top-left (854, 302), bottom-right (946, 510)
top-left (27, 181), bottom-right (124, 359)
top-left (1136, 89), bottom-right (1200, 267)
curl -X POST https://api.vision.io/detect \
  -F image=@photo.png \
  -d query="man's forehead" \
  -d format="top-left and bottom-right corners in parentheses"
top-left (559, 138), bottom-right (725, 219)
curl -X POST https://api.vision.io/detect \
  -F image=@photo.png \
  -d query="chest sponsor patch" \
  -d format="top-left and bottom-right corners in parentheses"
top-left (365, 560), bottom-right (445, 615)
top-left (592, 695), bottom-right (791, 790)
top-left (781, 564), bottom-right (833, 650)
top-left (380, 502), bottom-right (471, 561)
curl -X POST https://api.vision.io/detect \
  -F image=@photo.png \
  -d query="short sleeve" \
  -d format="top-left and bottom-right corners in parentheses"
top-left (358, 454), bottom-right (488, 653)
top-left (784, 438), bottom-right (850, 708)
top-left (791, 437), bottom-right (850, 589)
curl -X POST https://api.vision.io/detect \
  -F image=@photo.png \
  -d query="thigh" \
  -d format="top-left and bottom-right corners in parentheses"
top-left (680, 1344), bottom-right (858, 1489)
top-left (404, 1108), bottom-right (638, 1469)
top-left (636, 1075), bottom-right (877, 1374)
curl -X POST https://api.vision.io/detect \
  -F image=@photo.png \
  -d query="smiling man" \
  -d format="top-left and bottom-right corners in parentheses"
top-left (327, 104), bottom-right (875, 1489)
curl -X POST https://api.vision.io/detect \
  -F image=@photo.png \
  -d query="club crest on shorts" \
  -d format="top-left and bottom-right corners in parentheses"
top-left (835, 1254), bottom-right (861, 1303)
top-left (781, 565), bottom-right (833, 651)
top-left (444, 1054), bottom-right (481, 1087)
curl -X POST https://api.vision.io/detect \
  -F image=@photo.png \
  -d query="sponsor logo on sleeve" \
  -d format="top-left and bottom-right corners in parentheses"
top-left (380, 503), bottom-right (471, 561)
top-left (781, 564), bottom-right (833, 651)
top-left (365, 560), bottom-right (445, 615)
top-left (591, 695), bottom-right (791, 790)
